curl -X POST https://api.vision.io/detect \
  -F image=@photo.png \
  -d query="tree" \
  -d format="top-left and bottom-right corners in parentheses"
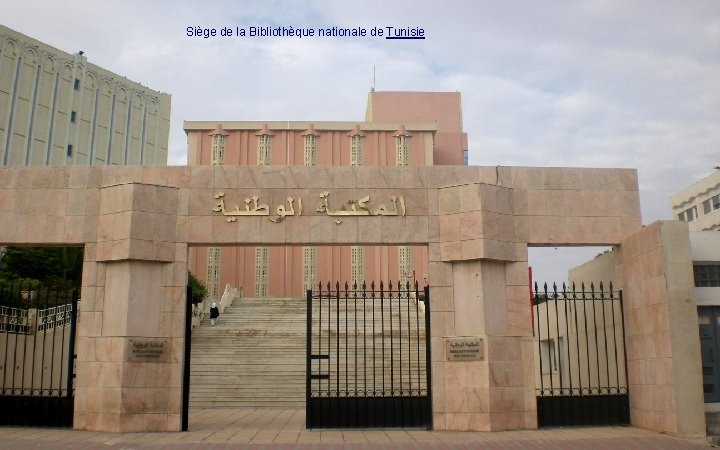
top-left (53, 247), bottom-right (84, 288)
top-left (188, 272), bottom-right (207, 305)
top-left (0, 246), bottom-right (83, 289)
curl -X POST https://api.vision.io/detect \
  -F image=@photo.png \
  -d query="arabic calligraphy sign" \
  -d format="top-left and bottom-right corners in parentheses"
top-left (445, 337), bottom-right (484, 362)
top-left (212, 191), bottom-right (406, 223)
top-left (127, 338), bottom-right (170, 363)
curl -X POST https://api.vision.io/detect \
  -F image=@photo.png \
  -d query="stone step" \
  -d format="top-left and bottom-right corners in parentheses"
top-left (190, 295), bottom-right (426, 409)
top-left (190, 298), bottom-right (308, 408)
top-left (209, 316), bottom-right (421, 322)
top-left (190, 386), bottom-right (304, 393)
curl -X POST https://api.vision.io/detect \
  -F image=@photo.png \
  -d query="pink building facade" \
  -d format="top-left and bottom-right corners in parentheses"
top-left (366, 91), bottom-right (468, 165)
top-left (186, 92), bottom-right (468, 298)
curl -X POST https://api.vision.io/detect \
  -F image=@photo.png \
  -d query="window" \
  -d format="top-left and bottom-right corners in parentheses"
top-left (304, 135), bottom-right (318, 166)
top-left (350, 246), bottom-right (364, 288)
top-left (73, 78), bottom-right (80, 90)
top-left (70, 111), bottom-right (77, 123)
top-left (463, 149), bottom-right (469, 165)
top-left (255, 247), bottom-right (269, 297)
top-left (705, 195), bottom-right (720, 214)
top-left (539, 339), bottom-right (558, 374)
top-left (206, 247), bottom-right (221, 299)
top-left (350, 135), bottom-right (363, 166)
top-left (398, 246), bottom-right (412, 284)
top-left (678, 206), bottom-right (698, 222)
top-left (66, 144), bottom-right (73, 157)
top-left (695, 265), bottom-right (720, 287)
top-left (302, 247), bottom-right (317, 293)
top-left (257, 134), bottom-right (272, 165)
top-left (211, 134), bottom-right (225, 166)
top-left (396, 135), bottom-right (409, 166)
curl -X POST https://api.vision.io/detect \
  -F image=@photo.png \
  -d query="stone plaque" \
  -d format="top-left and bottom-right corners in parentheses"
top-left (445, 337), bottom-right (484, 362)
top-left (127, 338), bottom-right (170, 363)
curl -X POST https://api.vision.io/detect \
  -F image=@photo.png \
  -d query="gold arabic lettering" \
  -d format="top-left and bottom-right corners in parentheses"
top-left (213, 192), bottom-right (405, 222)
top-left (315, 192), bottom-right (405, 217)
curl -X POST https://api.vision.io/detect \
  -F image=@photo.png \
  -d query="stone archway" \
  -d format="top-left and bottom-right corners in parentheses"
top-left (0, 165), bottom-right (651, 433)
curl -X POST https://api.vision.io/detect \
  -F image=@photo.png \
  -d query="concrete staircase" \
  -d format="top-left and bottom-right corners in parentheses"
top-left (189, 297), bottom-right (307, 409)
top-left (189, 295), bottom-right (428, 409)
top-left (309, 298), bottom-right (428, 396)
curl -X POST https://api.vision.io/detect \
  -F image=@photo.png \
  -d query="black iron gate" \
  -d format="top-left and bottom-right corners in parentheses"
top-left (306, 281), bottom-right (431, 429)
top-left (181, 285), bottom-right (193, 431)
top-left (0, 281), bottom-right (78, 427)
top-left (533, 282), bottom-right (629, 427)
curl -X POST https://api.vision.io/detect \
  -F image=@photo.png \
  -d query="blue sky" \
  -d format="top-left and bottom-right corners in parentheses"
top-left (3, 0), bottom-right (719, 282)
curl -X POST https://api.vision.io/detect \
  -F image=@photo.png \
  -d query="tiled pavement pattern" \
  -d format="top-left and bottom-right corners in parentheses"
top-left (0, 409), bottom-right (710, 449)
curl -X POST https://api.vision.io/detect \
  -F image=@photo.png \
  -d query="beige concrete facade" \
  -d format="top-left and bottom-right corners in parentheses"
top-left (670, 170), bottom-right (720, 231)
top-left (0, 25), bottom-right (171, 166)
top-left (0, 164), bottom-right (646, 434)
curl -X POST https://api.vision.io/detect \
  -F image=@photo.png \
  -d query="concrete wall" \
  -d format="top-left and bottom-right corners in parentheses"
top-left (0, 319), bottom-right (72, 392)
top-left (568, 250), bottom-right (617, 286)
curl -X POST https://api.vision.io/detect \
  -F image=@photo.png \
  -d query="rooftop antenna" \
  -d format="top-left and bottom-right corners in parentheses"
top-left (371, 65), bottom-right (375, 92)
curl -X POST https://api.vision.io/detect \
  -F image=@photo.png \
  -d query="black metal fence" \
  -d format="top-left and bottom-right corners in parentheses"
top-left (306, 281), bottom-right (431, 429)
top-left (533, 282), bottom-right (629, 427)
top-left (0, 280), bottom-right (78, 427)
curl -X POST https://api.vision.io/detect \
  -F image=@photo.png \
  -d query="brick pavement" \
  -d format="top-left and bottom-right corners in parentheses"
top-left (0, 409), bottom-right (711, 449)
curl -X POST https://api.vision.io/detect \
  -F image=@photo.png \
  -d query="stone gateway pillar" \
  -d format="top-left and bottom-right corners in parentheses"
top-left (428, 257), bottom-right (536, 430)
top-left (74, 182), bottom-right (188, 432)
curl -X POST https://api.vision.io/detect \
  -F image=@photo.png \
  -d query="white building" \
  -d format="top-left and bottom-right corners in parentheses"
top-left (670, 171), bottom-right (720, 405)
top-left (670, 169), bottom-right (720, 231)
top-left (0, 25), bottom-right (171, 166)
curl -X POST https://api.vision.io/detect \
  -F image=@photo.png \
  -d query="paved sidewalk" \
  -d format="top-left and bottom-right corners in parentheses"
top-left (0, 408), bottom-right (711, 449)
